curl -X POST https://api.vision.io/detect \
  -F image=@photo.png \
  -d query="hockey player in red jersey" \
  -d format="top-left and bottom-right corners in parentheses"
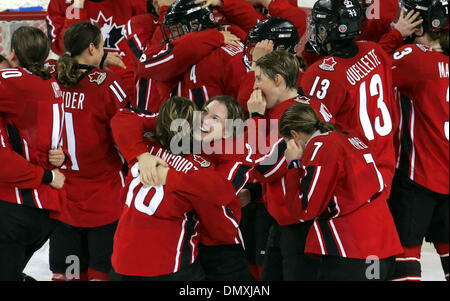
top-left (245, 50), bottom-right (333, 280)
top-left (45, 22), bottom-right (129, 281)
top-left (111, 95), bottom-right (255, 280)
top-left (124, 3), bottom-right (243, 112)
top-left (110, 96), bottom-right (252, 280)
top-left (280, 103), bottom-right (402, 280)
top-left (126, 0), bottom-right (249, 112)
top-left (0, 27), bottom-right (66, 281)
top-left (237, 17), bottom-right (302, 113)
top-left (388, 0), bottom-right (449, 282)
top-left (46, 0), bottom-right (148, 100)
top-left (301, 0), bottom-right (399, 197)
top-left (301, 0), bottom-right (423, 66)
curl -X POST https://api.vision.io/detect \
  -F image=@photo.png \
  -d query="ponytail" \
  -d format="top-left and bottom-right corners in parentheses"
top-left (56, 22), bottom-right (102, 86)
top-left (280, 103), bottom-right (337, 138)
top-left (11, 26), bottom-right (51, 80)
top-left (317, 120), bottom-right (337, 133)
top-left (57, 53), bottom-right (81, 86)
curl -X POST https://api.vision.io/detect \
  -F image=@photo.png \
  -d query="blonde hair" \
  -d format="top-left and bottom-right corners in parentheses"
top-left (280, 104), bottom-right (337, 138)
top-left (155, 96), bottom-right (196, 150)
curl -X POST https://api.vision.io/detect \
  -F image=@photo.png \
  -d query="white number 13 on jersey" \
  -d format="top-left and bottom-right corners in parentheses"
top-left (359, 74), bottom-right (392, 141)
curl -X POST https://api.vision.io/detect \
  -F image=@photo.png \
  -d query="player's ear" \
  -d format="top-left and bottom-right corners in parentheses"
top-left (290, 130), bottom-right (300, 142)
top-left (274, 74), bottom-right (283, 87)
top-left (88, 42), bottom-right (96, 56)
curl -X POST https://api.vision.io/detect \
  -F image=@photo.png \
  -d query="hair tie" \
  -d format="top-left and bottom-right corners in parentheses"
top-left (65, 51), bottom-right (72, 57)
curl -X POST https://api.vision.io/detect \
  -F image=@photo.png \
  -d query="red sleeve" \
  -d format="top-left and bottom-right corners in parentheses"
top-left (0, 123), bottom-right (45, 188)
top-left (219, 0), bottom-right (262, 33)
top-left (104, 73), bottom-right (131, 118)
top-left (165, 156), bottom-right (252, 206)
top-left (133, 29), bottom-right (225, 81)
top-left (46, 0), bottom-right (89, 55)
top-left (111, 108), bottom-right (158, 163)
top-left (284, 141), bottom-right (339, 221)
top-left (377, 28), bottom-right (404, 54)
top-left (268, 0), bottom-right (307, 38)
top-left (220, 52), bottom-right (247, 99)
top-left (237, 71), bottom-right (255, 115)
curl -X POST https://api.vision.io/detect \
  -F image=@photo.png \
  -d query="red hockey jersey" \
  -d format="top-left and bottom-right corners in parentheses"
top-left (111, 108), bottom-right (252, 247)
top-left (0, 67), bottom-right (65, 211)
top-left (301, 41), bottom-right (399, 195)
top-left (392, 44), bottom-right (449, 194)
top-left (111, 139), bottom-right (250, 277)
top-left (249, 96), bottom-right (334, 226)
top-left (0, 116), bottom-right (47, 189)
top-left (47, 61), bottom-right (129, 227)
top-left (284, 130), bottom-right (402, 259)
top-left (46, 0), bottom-right (148, 98)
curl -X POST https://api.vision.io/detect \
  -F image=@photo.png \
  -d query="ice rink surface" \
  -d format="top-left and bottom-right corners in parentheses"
top-left (24, 239), bottom-right (446, 281)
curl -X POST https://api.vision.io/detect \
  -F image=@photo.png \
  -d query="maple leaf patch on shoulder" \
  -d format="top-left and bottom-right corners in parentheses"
top-left (88, 71), bottom-right (107, 85)
top-left (294, 95), bottom-right (311, 104)
top-left (319, 57), bottom-right (337, 71)
top-left (45, 63), bottom-right (56, 74)
top-left (192, 155), bottom-right (211, 168)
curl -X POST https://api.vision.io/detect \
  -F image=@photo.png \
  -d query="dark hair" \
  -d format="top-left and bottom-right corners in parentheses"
top-left (280, 104), bottom-right (337, 138)
top-left (428, 29), bottom-right (449, 55)
top-left (11, 26), bottom-right (51, 79)
top-left (203, 95), bottom-right (245, 138)
top-left (155, 96), bottom-right (196, 150)
top-left (56, 22), bottom-right (102, 86)
top-left (255, 50), bottom-right (300, 89)
top-left (0, 54), bottom-right (5, 63)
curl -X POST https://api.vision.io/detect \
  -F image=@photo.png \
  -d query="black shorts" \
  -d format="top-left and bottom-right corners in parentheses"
top-left (109, 260), bottom-right (205, 281)
top-left (0, 200), bottom-right (56, 281)
top-left (49, 220), bottom-right (118, 274)
top-left (260, 222), bottom-right (283, 281)
top-left (388, 174), bottom-right (449, 246)
top-left (197, 243), bottom-right (253, 281)
top-left (317, 255), bottom-right (396, 281)
top-left (279, 221), bottom-right (320, 281)
top-left (239, 202), bottom-right (274, 266)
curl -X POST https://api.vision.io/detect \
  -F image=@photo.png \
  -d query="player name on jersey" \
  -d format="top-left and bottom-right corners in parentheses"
top-left (346, 49), bottom-right (382, 86)
top-left (149, 146), bottom-right (195, 174)
top-left (62, 91), bottom-right (85, 111)
top-left (439, 61), bottom-right (449, 78)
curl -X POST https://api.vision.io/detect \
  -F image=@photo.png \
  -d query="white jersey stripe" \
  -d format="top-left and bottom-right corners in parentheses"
top-left (313, 220), bottom-right (326, 255)
top-left (15, 187), bottom-right (21, 205)
top-left (174, 213), bottom-right (188, 273)
top-left (33, 189), bottom-right (43, 209)
top-left (329, 219), bottom-right (347, 257)
top-left (109, 84), bottom-right (124, 103)
top-left (145, 54), bottom-right (174, 69)
top-left (307, 166), bottom-right (322, 201)
top-left (114, 81), bottom-right (127, 100)
top-left (409, 102), bottom-right (416, 180)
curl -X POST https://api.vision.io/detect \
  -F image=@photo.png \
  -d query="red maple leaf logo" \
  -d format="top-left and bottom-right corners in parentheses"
top-left (319, 57), bottom-right (338, 71)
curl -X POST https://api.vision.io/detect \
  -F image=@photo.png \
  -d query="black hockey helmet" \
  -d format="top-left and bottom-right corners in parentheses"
top-left (308, 0), bottom-right (363, 54)
top-left (243, 17), bottom-right (299, 69)
top-left (162, 0), bottom-right (215, 40)
top-left (401, 0), bottom-right (449, 31)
